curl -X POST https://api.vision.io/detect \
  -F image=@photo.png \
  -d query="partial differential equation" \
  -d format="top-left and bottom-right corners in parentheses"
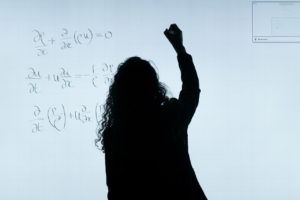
top-left (30, 103), bottom-right (103, 133)
top-left (25, 63), bottom-right (115, 94)
top-left (33, 28), bottom-right (112, 56)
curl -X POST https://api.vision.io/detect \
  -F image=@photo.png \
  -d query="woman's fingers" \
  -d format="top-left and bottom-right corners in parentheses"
top-left (169, 24), bottom-right (181, 34)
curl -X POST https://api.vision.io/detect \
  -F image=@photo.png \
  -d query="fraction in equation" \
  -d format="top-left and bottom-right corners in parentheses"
top-left (25, 63), bottom-right (115, 94)
top-left (33, 28), bottom-right (112, 56)
top-left (30, 104), bottom-right (105, 133)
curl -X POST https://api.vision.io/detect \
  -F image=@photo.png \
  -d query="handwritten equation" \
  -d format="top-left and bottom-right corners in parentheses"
top-left (25, 63), bottom-right (115, 94)
top-left (31, 104), bottom-right (103, 133)
top-left (33, 28), bottom-right (112, 56)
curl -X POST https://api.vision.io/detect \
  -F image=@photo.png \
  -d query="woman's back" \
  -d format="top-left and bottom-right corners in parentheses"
top-left (97, 24), bottom-right (207, 200)
top-left (104, 100), bottom-right (199, 200)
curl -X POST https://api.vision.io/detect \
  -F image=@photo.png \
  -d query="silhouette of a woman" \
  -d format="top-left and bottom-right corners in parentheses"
top-left (96, 24), bottom-right (207, 200)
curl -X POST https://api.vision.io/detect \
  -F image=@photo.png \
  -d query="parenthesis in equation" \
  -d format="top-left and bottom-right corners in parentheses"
top-left (88, 28), bottom-right (93, 44)
top-left (61, 104), bottom-right (67, 130)
top-left (73, 31), bottom-right (80, 44)
top-left (92, 76), bottom-right (99, 88)
top-left (47, 104), bottom-right (67, 132)
top-left (95, 103), bottom-right (103, 125)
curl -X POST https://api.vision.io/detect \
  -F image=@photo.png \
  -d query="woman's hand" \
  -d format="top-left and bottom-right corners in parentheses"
top-left (164, 24), bottom-right (186, 54)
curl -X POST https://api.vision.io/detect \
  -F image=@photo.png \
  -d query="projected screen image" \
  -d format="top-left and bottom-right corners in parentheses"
top-left (253, 1), bottom-right (300, 42)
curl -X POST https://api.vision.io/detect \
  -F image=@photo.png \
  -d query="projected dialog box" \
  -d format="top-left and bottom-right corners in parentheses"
top-left (252, 1), bottom-right (300, 43)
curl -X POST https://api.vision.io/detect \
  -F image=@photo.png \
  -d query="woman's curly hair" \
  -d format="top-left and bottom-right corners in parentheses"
top-left (95, 57), bottom-right (169, 153)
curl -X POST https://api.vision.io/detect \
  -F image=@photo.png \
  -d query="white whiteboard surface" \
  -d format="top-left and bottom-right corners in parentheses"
top-left (1, 0), bottom-right (300, 200)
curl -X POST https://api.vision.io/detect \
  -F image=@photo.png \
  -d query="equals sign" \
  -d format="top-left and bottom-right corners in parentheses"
top-left (96, 33), bottom-right (103, 37)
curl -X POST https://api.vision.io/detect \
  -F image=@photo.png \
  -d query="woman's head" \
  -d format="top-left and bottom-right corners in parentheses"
top-left (114, 57), bottom-right (161, 109)
top-left (96, 56), bottom-right (169, 152)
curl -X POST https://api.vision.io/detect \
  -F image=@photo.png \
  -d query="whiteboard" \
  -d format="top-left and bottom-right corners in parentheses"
top-left (1, 0), bottom-right (300, 200)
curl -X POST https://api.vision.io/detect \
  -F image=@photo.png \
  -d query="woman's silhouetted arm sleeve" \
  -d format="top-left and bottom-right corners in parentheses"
top-left (177, 52), bottom-right (200, 128)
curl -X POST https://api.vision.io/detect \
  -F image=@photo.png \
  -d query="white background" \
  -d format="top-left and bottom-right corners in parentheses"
top-left (1, 0), bottom-right (300, 199)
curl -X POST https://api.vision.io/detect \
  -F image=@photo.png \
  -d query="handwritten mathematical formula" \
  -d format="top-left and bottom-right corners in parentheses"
top-left (25, 63), bottom-right (115, 94)
top-left (31, 104), bottom-right (103, 133)
top-left (29, 27), bottom-right (114, 133)
top-left (33, 28), bottom-right (112, 56)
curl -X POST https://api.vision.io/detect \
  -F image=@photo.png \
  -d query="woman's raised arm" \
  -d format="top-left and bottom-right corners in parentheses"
top-left (164, 24), bottom-right (200, 128)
